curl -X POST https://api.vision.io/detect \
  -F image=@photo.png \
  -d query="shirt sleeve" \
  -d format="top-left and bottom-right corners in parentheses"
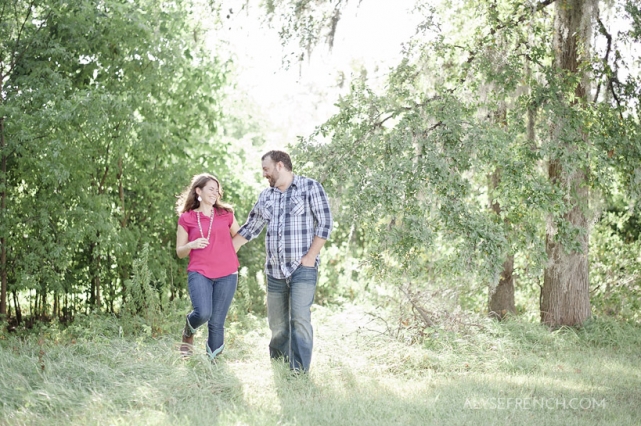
top-left (178, 212), bottom-right (190, 232)
top-left (237, 199), bottom-right (267, 241)
top-left (224, 210), bottom-right (233, 228)
top-left (309, 180), bottom-right (333, 240)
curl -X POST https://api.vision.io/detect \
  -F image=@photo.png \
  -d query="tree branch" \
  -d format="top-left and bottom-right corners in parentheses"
top-left (326, 0), bottom-right (344, 49)
top-left (0, 1), bottom-right (8, 36)
top-left (593, 14), bottom-right (623, 119)
top-left (593, 15), bottom-right (612, 103)
top-left (608, 79), bottom-right (623, 119)
top-left (399, 283), bottom-right (435, 328)
top-left (9, 0), bottom-right (35, 72)
top-left (461, 0), bottom-right (558, 81)
top-left (97, 137), bottom-right (113, 195)
top-left (6, 3), bottom-right (52, 82)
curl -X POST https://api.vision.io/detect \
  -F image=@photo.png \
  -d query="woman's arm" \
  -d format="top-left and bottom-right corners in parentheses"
top-left (176, 224), bottom-right (208, 258)
top-left (230, 215), bottom-right (240, 237)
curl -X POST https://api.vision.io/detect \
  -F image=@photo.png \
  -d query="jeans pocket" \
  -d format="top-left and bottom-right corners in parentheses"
top-left (295, 264), bottom-right (318, 284)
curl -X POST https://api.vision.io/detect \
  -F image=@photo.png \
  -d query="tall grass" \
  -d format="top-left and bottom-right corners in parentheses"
top-left (1, 302), bottom-right (640, 425)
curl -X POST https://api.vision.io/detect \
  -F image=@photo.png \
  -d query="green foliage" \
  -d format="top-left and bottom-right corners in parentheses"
top-left (215, 100), bottom-right (271, 315)
top-left (3, 0), bottom-right (640, 329)
top-left (286, 0), bottom-right (641, 322)
top-left (590, 211), bottom-right (641, 321)
top-left (261, 0), bottom-right (348, 65)
top-left (314, 221), bottom-right (366, 305)
top-left (121, 244), bottom-right (163, 336)
top-left (296, 56), bottom-right (514, 287)
top-left (0, 0), bottom-right (267, 320)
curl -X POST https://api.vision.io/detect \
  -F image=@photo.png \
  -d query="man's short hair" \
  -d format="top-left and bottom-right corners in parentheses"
top-left (262, 150), bottom-right (293, 171)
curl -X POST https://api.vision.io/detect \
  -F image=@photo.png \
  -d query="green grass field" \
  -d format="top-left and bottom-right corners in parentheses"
top-left (1, 303), bottom-right (640, 425)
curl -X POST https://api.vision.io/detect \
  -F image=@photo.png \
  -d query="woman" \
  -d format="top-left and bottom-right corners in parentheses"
top-left (175, 173), bottom-right (240, 359)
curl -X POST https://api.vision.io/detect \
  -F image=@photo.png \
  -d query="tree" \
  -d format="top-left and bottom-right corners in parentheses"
top-left (266, 0), bottom-right (641, 326)
top-left (0, 0), bottom-right (235, 319)
top-left (540, 0), bottom-right (593, 326)
top-left (0, 0), bottom-right (54, 317)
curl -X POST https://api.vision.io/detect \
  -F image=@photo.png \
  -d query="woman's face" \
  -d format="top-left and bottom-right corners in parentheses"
top-left (197, 180), bottom-right (219, 206)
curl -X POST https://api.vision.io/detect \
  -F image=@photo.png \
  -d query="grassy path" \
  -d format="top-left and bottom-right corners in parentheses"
top-left (1, 303), bottom-right (640, 425)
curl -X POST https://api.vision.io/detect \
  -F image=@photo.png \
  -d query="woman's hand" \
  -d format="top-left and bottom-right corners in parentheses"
top-left (190, 238), bottom-right (209, 250)
top-left (177, 225), bottom-right (208, 258)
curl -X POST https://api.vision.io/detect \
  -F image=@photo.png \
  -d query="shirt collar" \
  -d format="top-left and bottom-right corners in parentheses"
top-left (267, 174), bottom-right (300, 195)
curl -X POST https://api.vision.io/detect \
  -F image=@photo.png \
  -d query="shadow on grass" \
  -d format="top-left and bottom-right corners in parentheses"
top-left (0, 334), bottom-right (247, 425)
top-left (266, 361), bottom-right (638, 426)
top-left (259, 313), bottom-right (641, 426)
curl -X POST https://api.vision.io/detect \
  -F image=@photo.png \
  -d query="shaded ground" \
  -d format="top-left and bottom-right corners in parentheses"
top-left (1, 303), bottom-right (640, 425)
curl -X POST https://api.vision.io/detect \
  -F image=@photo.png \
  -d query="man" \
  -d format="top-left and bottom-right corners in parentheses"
top-left (233, 150), bottom-right (333, 372)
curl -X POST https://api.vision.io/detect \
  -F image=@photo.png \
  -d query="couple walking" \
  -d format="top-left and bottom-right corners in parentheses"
top-left (175, 150), bottom-right (333, 372)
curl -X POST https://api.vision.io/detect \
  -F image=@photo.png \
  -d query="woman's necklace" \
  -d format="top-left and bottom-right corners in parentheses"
top-left (197, 207), bottom-right (215, 241)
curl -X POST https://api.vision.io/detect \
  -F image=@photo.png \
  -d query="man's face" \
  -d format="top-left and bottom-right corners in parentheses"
top-left (262, 156), bottom-right (280, 187)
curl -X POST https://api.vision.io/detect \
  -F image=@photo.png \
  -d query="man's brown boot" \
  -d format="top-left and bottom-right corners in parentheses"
top-left (180, 316), bottom-right (194, 357)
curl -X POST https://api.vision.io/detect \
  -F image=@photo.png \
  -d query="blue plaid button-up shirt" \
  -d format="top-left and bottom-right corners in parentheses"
top-left (238, 175), bottom-right (333, 279)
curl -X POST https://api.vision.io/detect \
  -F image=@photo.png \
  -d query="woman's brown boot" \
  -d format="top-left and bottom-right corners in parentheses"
top-left (180, 316), bottom-right (194, 357)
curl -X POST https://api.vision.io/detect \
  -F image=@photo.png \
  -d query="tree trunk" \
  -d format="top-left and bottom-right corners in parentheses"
top-left (93, 254), bottom-right (102, 310)
top-left (118, 156), bottom-right (128, 227)
top-left (33, 289), bottom-right (38, 319)
top-left (490, 254), bottom-right (515, 319)
top-left (12, 290), bottom-right (21, 324)
top-left (63, 293), bottom-right (69, 322)
top-left (121, 267), bottom-right (128, 306)
top-left (489, 177), bottom-right (516, 319)
top-left (53, 292), bottom-right (59, 318)
top-left (89, 234), bottom-right (102, 311)
top-left (541, 0), bottom-right (593, 327)
top-left (488, 169), bottom-right (516, 319)
top-left (487, 108), bottom-right (515, 320)
top-left (40, 290), bottom-right (47, 319)
top-left (0, 116), bottom-right (7, 316)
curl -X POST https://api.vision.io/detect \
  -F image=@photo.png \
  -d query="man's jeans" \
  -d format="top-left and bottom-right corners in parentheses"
top-left (186, 271), bottom-right (237, 358)
top-left (266, 265), bottom-right (318, 371)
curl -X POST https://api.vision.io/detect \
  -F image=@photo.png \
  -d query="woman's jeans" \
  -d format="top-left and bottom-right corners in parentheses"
top-left (186, 271), bottom-right (237, 358)
top-left (266, 265), bottom-right (318, 372)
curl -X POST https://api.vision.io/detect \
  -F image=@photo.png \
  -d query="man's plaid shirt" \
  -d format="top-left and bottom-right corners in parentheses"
top-left (238, 175), bottom-right (333, 279)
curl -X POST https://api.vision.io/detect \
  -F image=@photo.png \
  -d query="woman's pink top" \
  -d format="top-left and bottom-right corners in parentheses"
top-left (178, 209), bottom-right (239, 279)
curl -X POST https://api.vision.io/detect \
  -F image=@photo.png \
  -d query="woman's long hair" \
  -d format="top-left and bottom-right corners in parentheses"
top-left (175, 173), bottom-right (233, 215)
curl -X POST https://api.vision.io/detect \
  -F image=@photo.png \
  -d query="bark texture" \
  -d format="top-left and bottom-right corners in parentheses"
top-left (488, 106), bottom-right (515, 320)
top-left (488, 168), bottom-right (515, 320)
top-left (0, 116), bottom-right (6, 316)
top-left (541, 0), bottom-right (593, 327)
top-left (489, 255), bottom-right (515, 319)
